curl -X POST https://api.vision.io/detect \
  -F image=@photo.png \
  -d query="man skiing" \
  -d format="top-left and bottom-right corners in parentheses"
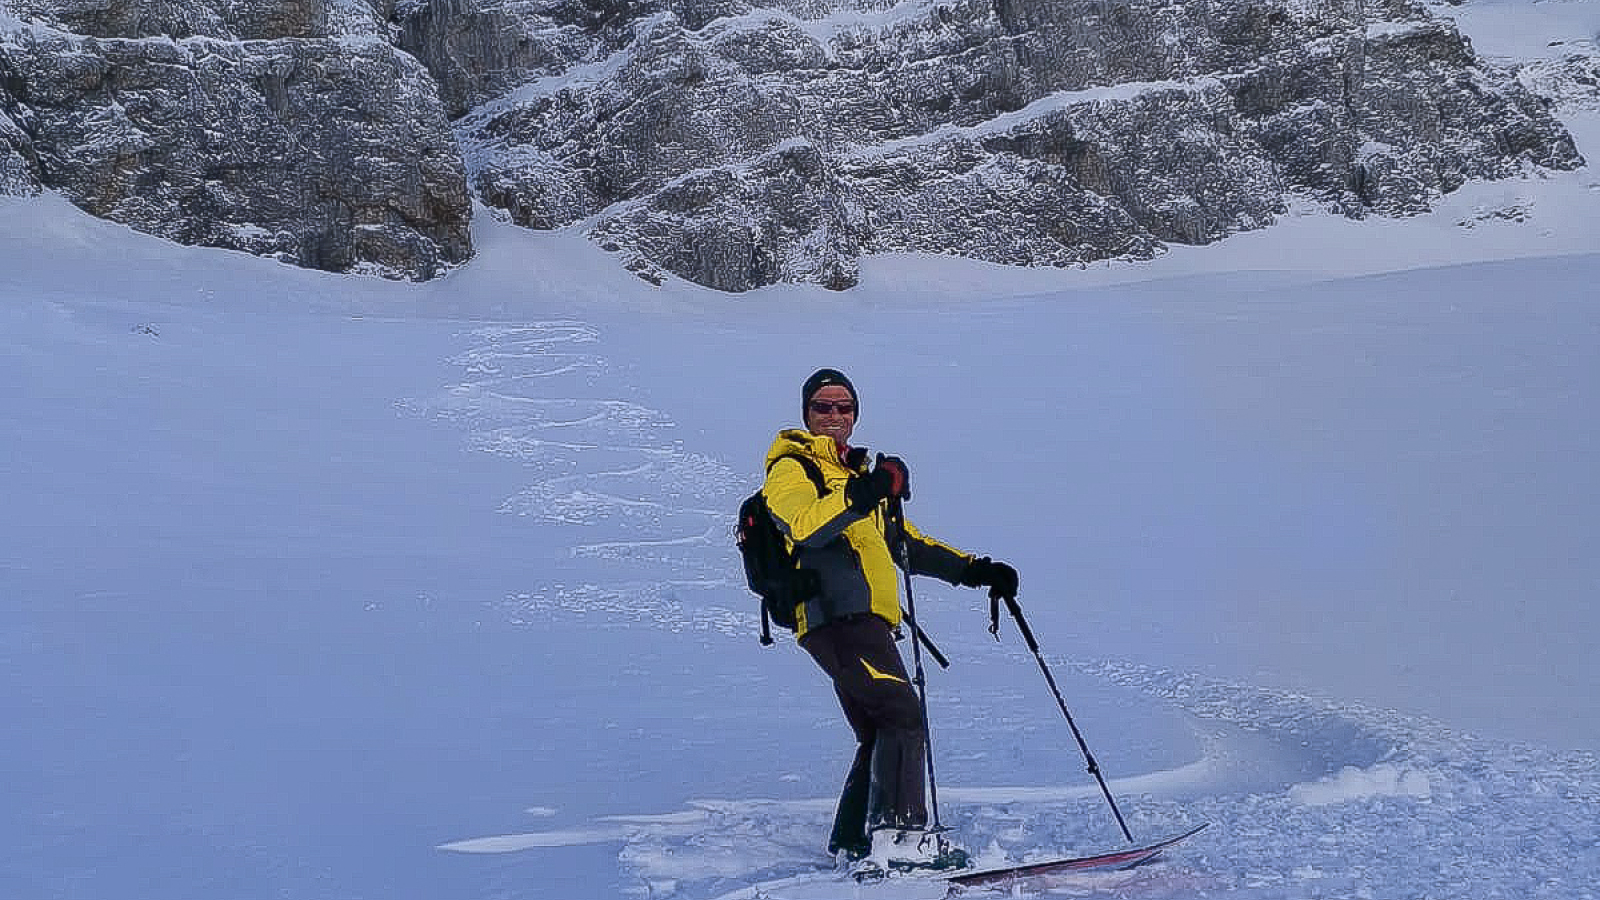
top-left (761, 368), bottom-right (1020, 873)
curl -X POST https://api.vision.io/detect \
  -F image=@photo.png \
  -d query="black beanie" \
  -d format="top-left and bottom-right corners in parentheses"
top-left (801, 368), bottom-right (859, 420)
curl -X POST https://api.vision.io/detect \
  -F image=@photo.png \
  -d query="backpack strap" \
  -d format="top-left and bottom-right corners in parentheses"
top-left (758, 452), bottom-right (827, 645)
top-left (765, 452), bottom-right (827, 497)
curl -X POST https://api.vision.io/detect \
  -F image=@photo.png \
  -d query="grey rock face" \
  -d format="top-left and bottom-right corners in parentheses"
top-left (1, 70), bottom-right (43, 195)
top-left (456, 15), bottom-right (817, 228)
top-left (6, 0), bottom-right (390, 40)
top-left (1225, 19), bottom-right (1584, 218)
top-left (394, 0), bottom-right (600, 119)
top-left (3, 26), bottom-right (471, 279)
top-left (2, 0), bottom-right (1586, 289)
top-left (592, 139), bottom-right (861, 290)
top-left (852, 79), bottom-right (1286, 260)
top-left (0, 117), bottom-right (42, 195)
top-left (454, 0), bottom-right (1582, 290)
top-left (592, 77), bottom-right (1287, 286)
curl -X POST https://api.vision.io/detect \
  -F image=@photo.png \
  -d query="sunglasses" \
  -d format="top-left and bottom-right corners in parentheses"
top-left (808, 400), bottom-right (856, 416)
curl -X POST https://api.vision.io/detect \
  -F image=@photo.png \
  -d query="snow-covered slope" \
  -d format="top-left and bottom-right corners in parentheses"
top-left (3, 4), bottom-right (1598, 899)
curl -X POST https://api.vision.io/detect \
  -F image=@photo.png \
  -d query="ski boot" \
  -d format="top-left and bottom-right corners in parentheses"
top-left (851, 827), bottom-right (970, 880)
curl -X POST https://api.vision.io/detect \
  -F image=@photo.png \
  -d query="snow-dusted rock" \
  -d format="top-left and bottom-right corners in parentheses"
top-left (5, 0), bottom-right (390, 40)
top-left (393, 0), bottom-right (597, 119)
top-left (590, 139), bottom-right (860, 291)
top-left (1, 89), bottom-right (42, 196)
top-left (850, 78), bottom-right (1285, 261)
top-left (1, 26), bottom-right (471, 279)
top-left (0, 0), bottom-right (1585, 288)
top-left (455, 0), bottom-right (1581, 290)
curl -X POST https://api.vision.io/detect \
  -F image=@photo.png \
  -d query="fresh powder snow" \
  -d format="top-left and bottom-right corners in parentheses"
top-left (4, 2), bottom-right (1599, 899)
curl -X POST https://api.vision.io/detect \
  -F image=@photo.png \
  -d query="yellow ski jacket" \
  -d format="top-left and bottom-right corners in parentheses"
top-left (761, 429), bottom-right (972, 638)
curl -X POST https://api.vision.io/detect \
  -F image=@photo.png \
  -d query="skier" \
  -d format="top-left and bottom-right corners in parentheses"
top-left (761, 368), bottom-right (1020, 872)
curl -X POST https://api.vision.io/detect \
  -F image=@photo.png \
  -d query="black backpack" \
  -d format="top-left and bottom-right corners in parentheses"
top-left (737, 453), bottom-right (827, 644)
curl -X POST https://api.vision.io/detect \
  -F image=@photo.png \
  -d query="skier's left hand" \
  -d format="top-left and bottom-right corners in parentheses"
top-left (961, 556), bottom-right (1018, 601)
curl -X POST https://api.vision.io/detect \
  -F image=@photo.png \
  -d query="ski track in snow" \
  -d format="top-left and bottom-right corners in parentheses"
top-left (404, 319), bottom-right (754, 625)
top-left (410, 319), bottom-right (1600, 900)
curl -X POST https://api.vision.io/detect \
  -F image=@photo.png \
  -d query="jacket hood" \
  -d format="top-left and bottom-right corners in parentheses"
top-left (765, 428), bottom-right (836, 470)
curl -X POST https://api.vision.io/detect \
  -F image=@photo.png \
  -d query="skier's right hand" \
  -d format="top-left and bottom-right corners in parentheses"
top-left (873, 454), bottom-right (910, 501)
top-left (845, 454), bottom-right (910, 511)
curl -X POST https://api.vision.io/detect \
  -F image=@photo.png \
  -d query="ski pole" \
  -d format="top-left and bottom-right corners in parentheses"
top-left (903, 608), bottom-right (950, 669)
top-left (998, 594), bottom-right (1134, 843)
top-left (887, 497), bottom-right (944, 832)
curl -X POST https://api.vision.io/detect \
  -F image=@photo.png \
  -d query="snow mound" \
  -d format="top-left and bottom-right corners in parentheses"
top-left (1289, 763), bottom-right (1433, 806)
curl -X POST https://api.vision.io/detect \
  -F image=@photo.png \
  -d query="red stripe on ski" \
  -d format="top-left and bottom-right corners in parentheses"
top-left (946, 822), bottom-right (1209, 887)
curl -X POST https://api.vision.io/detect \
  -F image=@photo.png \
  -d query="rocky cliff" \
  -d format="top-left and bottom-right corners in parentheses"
top-left (1, 0), bottom-right (471, 279)
top-left (0, 0), bottom-right (1586, 288)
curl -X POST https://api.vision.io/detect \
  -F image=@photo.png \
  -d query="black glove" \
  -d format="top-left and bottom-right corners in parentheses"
top-left (844, 454), bottom-right (910, 512)
top-left (960, 556), bottom-right (1018, 601)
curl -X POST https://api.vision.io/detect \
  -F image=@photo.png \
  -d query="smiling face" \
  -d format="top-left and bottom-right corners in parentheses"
top-left (804, 384), bottom-right (857, 448)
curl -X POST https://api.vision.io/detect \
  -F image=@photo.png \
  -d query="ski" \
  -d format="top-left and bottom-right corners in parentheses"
top-left (945, 822), bottom-right (1209, 889)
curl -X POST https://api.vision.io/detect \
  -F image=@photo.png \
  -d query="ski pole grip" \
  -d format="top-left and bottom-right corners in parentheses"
top-left (1004, 596), bottom-right (1040, 653)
